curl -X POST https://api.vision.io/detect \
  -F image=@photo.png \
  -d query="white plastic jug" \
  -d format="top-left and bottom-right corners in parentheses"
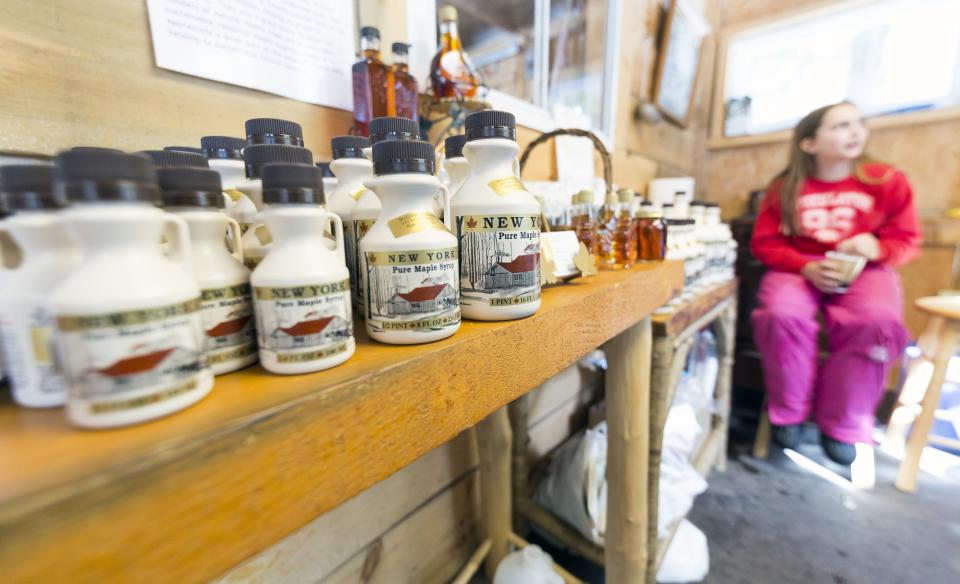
top-left (50, 150), bottom-right (213, 428)
top-left (159, 167), bottom-right (257, 375)
top-left (451, 110), bottom-right (542, 321)
top-left (360, 139), bottom-right (459, 344)
top-left (493, 545), bottom-right (563, 584)
top-left (251, 163), bottom-right (354, 374)
top-left (240, 143), bottom-right (315, 269)
top-left (328, 136), bottom-right (374, 311)
top-left (0, 165), bottom-right (79, 408)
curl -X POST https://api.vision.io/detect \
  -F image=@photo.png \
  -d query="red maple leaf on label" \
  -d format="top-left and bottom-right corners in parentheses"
top-left (359, 222), bottom-right (370, 234)
top-left (466, 217), bottom-right (477, 229)
top-left (368, 253), bottom-right (377, 263)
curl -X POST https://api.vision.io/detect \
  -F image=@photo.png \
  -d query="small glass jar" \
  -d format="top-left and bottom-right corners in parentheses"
top-left (636, 204), bottom-right (667, 262)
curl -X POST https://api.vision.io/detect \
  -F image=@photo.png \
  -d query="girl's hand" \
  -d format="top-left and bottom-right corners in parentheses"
top-left (836, 233), bottom-right (882, 261)
top-left (801, 260), bottom-right (842, 293)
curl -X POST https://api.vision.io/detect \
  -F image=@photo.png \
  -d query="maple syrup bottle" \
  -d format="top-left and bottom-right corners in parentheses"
top-left (360, 139), bottom-right (459, 344)
top-left (252, 163), bottom-right (354, 373)
top-left (636, 201), bottom-right (667, 262)
top-left (352, 26), bottom-right (391, 136)
top-left (452, 110), bottom-right (541, 321)
top-left (327, 135), bottom-right (373, 311)
top-left (430, 6), bottom-right (481, 99)
top-left (202, 136), bottom-right (259, 235)
top-left (573, 191), bottom-right (599, 255)
top-left (391, 42), bottom-right (419, 121)
top-left (596, 190), bottom-right (618, 270)
top-left (613, 189), bottom-right (638, 270)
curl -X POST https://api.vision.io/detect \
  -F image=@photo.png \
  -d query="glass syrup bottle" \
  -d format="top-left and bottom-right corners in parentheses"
top-left (613, 188), bottom-right (638, 270)
top-left (352, 26), bottom-right (391, 136)
top-left (430, 6), bottom-right (480, 99)
top-left (573, 190), bottom-right (599, 255)
top-left (596, 190), bottom-right (618, 269)
top-left (391, 42), bottom-right (419, 121)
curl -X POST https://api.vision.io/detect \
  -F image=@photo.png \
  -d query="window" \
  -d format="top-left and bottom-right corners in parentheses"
top-left (439, 0), bottom-right (621, 142)
top-left (718, 0), bottom-right (960, 138)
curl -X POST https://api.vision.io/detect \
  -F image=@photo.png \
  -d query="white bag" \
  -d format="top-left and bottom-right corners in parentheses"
top-left (534, 422), bottom-right (608, 544)
top-left (657, 519), bottom-right (710, 583)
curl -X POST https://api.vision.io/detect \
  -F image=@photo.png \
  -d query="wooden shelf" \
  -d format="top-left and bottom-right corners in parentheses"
top-left (0, 261), bottom-right (682, 583)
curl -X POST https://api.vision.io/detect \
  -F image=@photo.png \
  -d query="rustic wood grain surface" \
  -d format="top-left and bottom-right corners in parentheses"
top-left (0, 261), bottom-right (682, 583)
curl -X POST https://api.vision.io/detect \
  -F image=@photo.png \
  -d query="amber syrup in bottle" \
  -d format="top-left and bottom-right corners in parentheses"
top-left (636, 201), bottom-right (667, 262)
top-left (573, 191), bottom-right (599, 256)
top-left (391, 43), bottom-right (419, 122)
top-left (352, 26), bottom-right (391, 136)
top-left (430, 6), bottom-right (480, 99)
top-left (596, 190), bottom-right (618, 269)
top-left (613, 189), bottom-right (638, 269)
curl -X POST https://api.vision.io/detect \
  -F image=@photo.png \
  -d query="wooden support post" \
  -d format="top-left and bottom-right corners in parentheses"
top-left (507, 394), bottom-right (531, 536)
top-left (477, 407), bottom-right (513, 579)
top-left (603, 317), bottom-right (652, 584)
top-left (713, 301), bottom-right (738, 472)
top-left (896, 319), bottom-right (957, 493)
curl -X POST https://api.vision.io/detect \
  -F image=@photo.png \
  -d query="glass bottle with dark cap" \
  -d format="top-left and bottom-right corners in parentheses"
top-left (0, 164), bottom-right (77, 408)
top-left (360, 139), bottom-right (460, 344)
top-left (352, 26), bottom-right (391, 137)
top-left (240, 143), bottom-right (315, 269)
top-left (158, 166), bottom-right (257, 375)
top-left (327, 135), bottom-right (373, 311)
top-left (636, 201), bottom-right (666, 262)
top-left (251, 163), bottom-right (355, 374)
top-left (48, 149), bottom-right (213, 428)
top-left (391, 42), bottom-right (419, 121)
top-left (202, 135), bottom-right (258, 234)
top-left (451, 109), bottom-right (541, 321)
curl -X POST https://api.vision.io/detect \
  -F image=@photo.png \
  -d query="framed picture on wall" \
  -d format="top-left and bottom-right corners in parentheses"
top-left (652, 0), bottom-right (710, 127)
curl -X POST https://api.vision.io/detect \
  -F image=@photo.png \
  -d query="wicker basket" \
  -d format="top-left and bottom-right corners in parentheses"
top-left (518, 128), bottom-right (613, 200)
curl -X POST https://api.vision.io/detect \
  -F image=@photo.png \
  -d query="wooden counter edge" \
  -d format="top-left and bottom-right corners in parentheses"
top-left (0, 262), bottom-right (683, 584)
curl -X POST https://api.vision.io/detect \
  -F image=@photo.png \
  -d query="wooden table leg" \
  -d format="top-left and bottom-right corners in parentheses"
top-left (476, 407), bottom-right (513, 579)
top-left (714, 301), bottom-right (737, 471)
top-left (895, 320), bottom-right (957, 493)
top-left (604, 317), bottom-right (652, 584)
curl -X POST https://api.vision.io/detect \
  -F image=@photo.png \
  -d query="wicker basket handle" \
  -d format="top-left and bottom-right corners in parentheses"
top-left (518, 128), bottom-right (613, 198)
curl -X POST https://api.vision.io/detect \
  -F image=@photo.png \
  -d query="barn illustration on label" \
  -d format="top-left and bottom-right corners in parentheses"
top-left (258, 301), bottom-right (352, 352)
top-left (365, 249), bottom-right (460, 333)
top-left (457, 214), bottom-right (541, 301)
top-left (77, 337), bottom-right (205, 396)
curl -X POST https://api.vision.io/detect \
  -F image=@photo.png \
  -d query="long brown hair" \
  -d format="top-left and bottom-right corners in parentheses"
top-left (775, 101), bottom-right (878, 236)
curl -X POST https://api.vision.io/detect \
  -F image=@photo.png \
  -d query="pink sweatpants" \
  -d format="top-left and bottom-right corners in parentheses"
top-left (751, 266), bottom-right (908, 444)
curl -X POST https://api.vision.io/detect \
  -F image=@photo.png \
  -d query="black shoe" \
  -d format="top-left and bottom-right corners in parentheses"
top-left (771, 423), bottom-right (802, 449)
top-left (820, 434), bottom-right (857, 465)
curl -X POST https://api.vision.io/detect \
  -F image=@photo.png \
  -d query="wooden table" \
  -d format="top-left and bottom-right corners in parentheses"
top-left (648, 280), bottom-right (737, 581)
top-left (510, 278), bottom-right (736, 584)
top-left (0, 261), bottom-right (682, 584)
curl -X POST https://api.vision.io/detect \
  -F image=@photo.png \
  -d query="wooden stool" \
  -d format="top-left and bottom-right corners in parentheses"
top-left (890, 296), bottom-right (960, 493)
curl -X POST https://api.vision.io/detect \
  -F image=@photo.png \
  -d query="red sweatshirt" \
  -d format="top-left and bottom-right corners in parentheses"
top-left (751, 163), bottom-right (921, 273)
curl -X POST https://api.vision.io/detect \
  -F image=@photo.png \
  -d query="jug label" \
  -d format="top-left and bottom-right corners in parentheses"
top-left (0, 307), bottom-right (66, 398)
top-left (351, 218), bottom-right (377, 311)
top-left (362, 247), bottom-right (460, 334)
top-left (200, 283), bottom-right (257, 365)
top-left (487, 176), bottom-right (529, 197)
top-left (254, 279), bottom-right (353, 363)
top-left (350, 187), bottom-right (366, 202)
top-left (456, 214), bottom-right (542, 307)
top-left (387, 211), bottom-right (449, 238)
top-left (56, 298), bottom-right (208, 413)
